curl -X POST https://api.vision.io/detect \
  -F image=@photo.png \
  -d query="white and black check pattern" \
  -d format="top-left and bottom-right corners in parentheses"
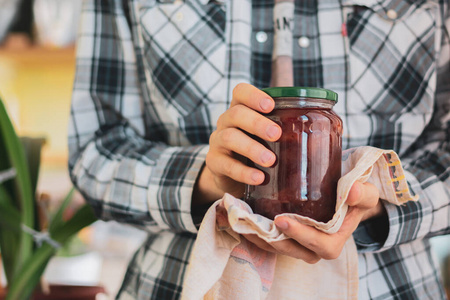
top-left (69, 0), bottom-right (450, 299)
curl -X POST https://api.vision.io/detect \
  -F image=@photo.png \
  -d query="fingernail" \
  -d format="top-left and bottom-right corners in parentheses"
top-left (266, 125), bottom-right (280, 139)
top-left (275, 220), bottom-right (289, 230)
top-left (260, 150), bottom-right (274, 164)
top-left (251, 171), bottom-right (263, 183)
top-left (260, 98), bottom-right (273, 111)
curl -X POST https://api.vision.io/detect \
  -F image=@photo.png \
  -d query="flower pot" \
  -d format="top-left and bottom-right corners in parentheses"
top-left (32, 285), bottom-right (106, 300)
top-left (0, 284), bottom-right (105, 300)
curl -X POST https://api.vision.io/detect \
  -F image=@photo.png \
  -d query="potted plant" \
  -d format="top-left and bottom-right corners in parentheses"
top-left (0, 95), bottom-right (103, 300)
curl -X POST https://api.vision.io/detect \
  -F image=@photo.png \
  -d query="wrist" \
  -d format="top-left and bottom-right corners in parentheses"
top-left (192, 165), bottom-right (223, 207)
top-left (362, 199), bottom-right (386, 222)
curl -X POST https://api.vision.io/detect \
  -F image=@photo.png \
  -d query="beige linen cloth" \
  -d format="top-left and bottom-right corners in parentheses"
top-left (181, 146), bottom-right (419, 300)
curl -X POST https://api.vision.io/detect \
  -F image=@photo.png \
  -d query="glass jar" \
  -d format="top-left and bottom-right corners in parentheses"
top-left (244, 87), bottom-right (343, 222)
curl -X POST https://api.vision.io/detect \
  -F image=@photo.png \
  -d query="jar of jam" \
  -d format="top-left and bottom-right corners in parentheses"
top-left (244, 87), bottom-right (343, 222)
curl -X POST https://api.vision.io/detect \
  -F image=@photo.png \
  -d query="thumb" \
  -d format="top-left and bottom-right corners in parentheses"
top-left (346, 181), bottom-right (379, 209)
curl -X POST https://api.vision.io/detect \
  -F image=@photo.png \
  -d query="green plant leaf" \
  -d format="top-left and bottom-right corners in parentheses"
top-left (50, 204), bottom-right (97, 240)
top-left (0, 97), bottom-right (34, 273)
top-left (20, 137), bottom-right (45, 197)
top-left (6, 243), bottom-right (55, 300)
top-left (0, 184), bottom-right (21, 285)
top-left (0, 120), bottom-right (14, 199)
top-left (0, 185), bottom-right (21, 229)
top-left (48, 188), bottom-right (75, 234)
top-left (20, 137), bottom-right (46, 240)
top-left (6, 204), bottom-right (97, 300)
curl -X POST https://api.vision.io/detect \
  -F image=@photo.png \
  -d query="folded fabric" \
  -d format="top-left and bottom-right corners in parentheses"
top-left (182, 146), bottom-right (418, 300)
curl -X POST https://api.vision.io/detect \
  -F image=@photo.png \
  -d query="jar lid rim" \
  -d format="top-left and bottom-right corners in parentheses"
top-left (261, 87), bottom-right (338, 102)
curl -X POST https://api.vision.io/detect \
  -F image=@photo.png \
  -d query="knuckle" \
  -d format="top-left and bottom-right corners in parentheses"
top-left (232, 83), bottom-right (246, 99)
top-left (246, 142), bottom-right (260, 158)
top-left (304, 255), bottom-right (321, 264)
top-left (323, 250), bottom-right (340, 260)
top-left (251, 114), bottom-right (264, 130)
top-left (223, 159), bottom-right (238, 177)
top-left (249, 89), bottom-right (262, 104)
top-left (306, 239), bottom-right (319, 250)
top-left (239, 166), bottom-right (249, 181)
top-left (220, 128), bottom-right (235, 144)
top-left (279, 242), bottom-right (296, 257)
top-left (209, 130), bottom-right (217, 144)
top-left (322, 242), bottom-right (343, 260)
top-left (227, 105), bottom-right (241, 120)
top-left (216, 114), bottom-right (226, 128)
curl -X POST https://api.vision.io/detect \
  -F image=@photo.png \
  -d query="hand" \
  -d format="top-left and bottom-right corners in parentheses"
top-left (193, 83), bottom-right (282, 205)
top-left (244, 181), bottom-right (384, 263)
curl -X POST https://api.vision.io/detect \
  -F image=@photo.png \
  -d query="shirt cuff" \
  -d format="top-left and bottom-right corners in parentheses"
top-left (147, 145), bottom-right (209, 233)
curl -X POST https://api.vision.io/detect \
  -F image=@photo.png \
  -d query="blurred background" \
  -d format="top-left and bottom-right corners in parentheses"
top-left (0, 0), bottom-right (448, 299)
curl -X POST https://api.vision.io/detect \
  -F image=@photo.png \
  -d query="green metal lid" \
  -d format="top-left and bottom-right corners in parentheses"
top-left (262, 87), bottom-right (338, 102)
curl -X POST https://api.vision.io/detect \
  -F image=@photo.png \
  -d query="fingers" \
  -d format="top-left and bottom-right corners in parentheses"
top-left (210, 127), bottom-right (276, 168)
top-left (271, 239), bottom-right (321, 264)
top-left (345, 181), bottom-right (384, 221)
top-left (226, 83), bottom-right (281, 146)
top-left (243, 181), bottom-right (382, 263)
top-left (271, 182), bottom-right (382, 261)
top-left (244, 208), bottom-right (365, 263)
top-left (205, 83), bottom-right (282, 195)
top-left (274, 213), bottom-right (361, 260)
top-left (244, 212), bottom-right (360, 263)
top-left (206, 149), bottom-right (265, 186)
top-left (207, 122), bottom-right (276, 188)
top-left (243, 234), bottom-right (277, 253)
top-left (243, 234), bottom-right (321, 264)
top-left (346, 181), bottom-right (379, 209)
top-left (216, 104), bottom-right (281, 142)
top-left (231, 83), bottom-right (275, 113)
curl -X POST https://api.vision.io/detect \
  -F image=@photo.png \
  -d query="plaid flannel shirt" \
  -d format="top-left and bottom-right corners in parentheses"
top-left (69, 0), bottom-right (450, 299)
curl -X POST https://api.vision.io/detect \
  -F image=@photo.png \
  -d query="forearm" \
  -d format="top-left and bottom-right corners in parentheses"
top-left (70, 126), bottom-right (209, 233)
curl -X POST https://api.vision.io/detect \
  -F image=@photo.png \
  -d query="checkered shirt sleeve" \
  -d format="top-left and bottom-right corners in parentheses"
top-left (68, 0), bottom-right (208, 233)
top-left (352, 0), bottom-right (450, 252)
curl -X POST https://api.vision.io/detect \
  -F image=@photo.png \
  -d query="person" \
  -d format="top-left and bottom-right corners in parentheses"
top-left (68, 0), bottom-right (450, 299)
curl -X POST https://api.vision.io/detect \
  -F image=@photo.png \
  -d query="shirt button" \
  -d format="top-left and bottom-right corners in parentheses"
top-left (386, 9), bottom-right (398, 20)
top-left (298, 36), bottom-right (310, 48)
top-left (256, 31), bottom-right (268, 43)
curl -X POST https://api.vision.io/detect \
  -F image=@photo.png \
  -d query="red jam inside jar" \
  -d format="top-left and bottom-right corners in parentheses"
top-left (244, 87), bottom-right (343, 222)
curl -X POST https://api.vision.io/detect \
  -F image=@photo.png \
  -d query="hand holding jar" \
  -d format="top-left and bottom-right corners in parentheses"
top-left (244, 181), bottom-right (384, 263)
top-left (194, 83), bottom-right (281, 205)
top-left (197, 83), bottom-right (385, 263)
